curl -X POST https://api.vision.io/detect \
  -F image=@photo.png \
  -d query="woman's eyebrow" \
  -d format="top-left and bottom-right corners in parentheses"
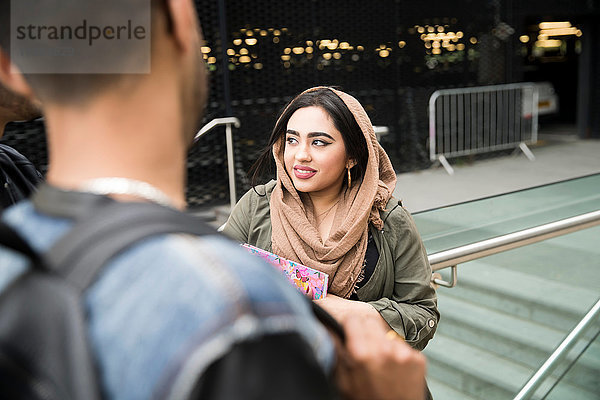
top-left (286, 129), bottom-right (335, 141)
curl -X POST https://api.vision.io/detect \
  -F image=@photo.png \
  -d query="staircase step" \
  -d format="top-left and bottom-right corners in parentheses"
top-left (424, 334), bottom-right (597, 400)
top-left (437, 294), bottom-right (600, 392)
top-left (426, 376), bottom-right (479, 400)
top-left (446, 262), bottom-right (599, 329)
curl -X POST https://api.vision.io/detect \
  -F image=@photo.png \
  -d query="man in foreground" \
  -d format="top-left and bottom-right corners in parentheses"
top-left (0, 0), bottom-right (426, 398)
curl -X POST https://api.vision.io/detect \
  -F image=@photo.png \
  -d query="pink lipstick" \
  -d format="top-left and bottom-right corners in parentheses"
top-left (293, 165), bottom-right (317, 179)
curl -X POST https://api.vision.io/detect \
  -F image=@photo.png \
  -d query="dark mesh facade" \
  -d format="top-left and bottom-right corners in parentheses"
top-left (2, 0), bottom-right (598, 208)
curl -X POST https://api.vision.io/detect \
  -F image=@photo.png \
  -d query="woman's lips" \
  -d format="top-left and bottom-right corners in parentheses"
top-left (293, 166), bottom-right (317, 179)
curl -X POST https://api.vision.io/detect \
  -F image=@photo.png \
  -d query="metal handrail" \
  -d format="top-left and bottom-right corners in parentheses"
top-left (513, 298), bottom-right (600, 400)
top-left (193, 117), bottom-right (241, 210)
top-left (373, 126), bottom-right (389, 142)
top-left (429, 210), bottom-right (600, 287)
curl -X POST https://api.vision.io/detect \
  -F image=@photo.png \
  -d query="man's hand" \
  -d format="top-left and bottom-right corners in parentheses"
top-left (333, 313), bottom-right (426, 400)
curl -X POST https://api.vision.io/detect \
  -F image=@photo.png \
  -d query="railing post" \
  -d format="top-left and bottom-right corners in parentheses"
top-left (194, 117), bottom-right (241, 210)
top-left (225, 123), bottom-right (236, 211)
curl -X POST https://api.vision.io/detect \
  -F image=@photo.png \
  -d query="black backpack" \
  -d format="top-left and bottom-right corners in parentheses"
top-left (0, 200), bottom-right (216, 400)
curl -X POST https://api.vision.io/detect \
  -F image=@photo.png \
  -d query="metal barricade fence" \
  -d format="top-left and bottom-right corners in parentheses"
top-left (429, 83), bottom-right (539, 175)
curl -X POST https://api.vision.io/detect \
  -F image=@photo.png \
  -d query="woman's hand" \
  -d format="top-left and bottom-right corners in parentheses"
top-left (315, 294), bottom-right (389, 330)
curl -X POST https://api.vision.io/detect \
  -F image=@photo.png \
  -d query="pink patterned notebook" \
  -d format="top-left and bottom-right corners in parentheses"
top-left (241, 244), bottom-right (328, 299)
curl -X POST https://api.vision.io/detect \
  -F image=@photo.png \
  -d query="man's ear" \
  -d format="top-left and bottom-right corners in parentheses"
top-left (0, 48), bottom-right (36, 101)
top-left (165, 0), bottom-right (200, 53)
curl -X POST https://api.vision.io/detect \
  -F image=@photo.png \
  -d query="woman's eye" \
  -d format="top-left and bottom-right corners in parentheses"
top-left (286, 137), bottom-right (298, 145)
top-left (313, 139), bottom-right (329, 146)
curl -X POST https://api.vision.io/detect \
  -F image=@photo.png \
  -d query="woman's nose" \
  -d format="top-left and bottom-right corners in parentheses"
top-left (295, 144), bottom-right (311, 161)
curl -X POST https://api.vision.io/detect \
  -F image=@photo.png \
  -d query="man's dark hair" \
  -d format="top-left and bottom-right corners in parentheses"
top-left (249, 87), bottom-right (369, 189)
top-left (0, 0), bottom-right (170, 105)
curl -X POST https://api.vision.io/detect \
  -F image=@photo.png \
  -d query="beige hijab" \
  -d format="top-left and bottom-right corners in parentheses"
top-left (270, 87), bottom-right (397, 298)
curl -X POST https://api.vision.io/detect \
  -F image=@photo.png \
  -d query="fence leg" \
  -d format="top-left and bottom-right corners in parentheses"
top-left (225, 124), bottom-right (237, 210)
top-left (438, 155), bottom-right (455, 175)
top-left (519, 142), bottom-right (536, 161)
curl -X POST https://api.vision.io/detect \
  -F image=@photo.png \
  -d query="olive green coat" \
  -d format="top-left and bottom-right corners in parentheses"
top-left (223, 181), bottom-right (439, 350)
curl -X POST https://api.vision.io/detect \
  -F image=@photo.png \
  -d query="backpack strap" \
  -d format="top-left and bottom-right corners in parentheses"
top-left (46, 201), bottom-right (217, 292)
top-left (0, 220), bottom-right (43, 269)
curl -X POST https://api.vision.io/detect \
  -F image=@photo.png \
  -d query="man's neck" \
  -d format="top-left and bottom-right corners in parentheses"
top-left (43, 83), bottom-right (189, 210)
top-left (0, 118), bottom-right (9, 137)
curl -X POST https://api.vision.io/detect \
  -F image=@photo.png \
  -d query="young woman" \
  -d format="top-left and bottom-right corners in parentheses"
top-left (223, 87), bottom-right (438, 351)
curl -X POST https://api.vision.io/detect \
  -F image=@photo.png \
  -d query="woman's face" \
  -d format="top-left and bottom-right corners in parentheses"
top-left (284, 106), bottom-right (349, 197)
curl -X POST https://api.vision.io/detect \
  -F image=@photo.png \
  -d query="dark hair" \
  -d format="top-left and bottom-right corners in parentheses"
top-left (249, 87), bottom-right (369, 190)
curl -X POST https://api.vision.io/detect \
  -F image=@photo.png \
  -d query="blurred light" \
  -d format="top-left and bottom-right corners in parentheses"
top-left (447, 44), bottom-right (456, 51)
top-left (425, 42), bottom-right (431, 49)
top-left (274, 30), bottom-right (281, 36)
top-left (457, 43), bottom-right (465, 51)
top-left (254, 63), bottom-right (263, 70)
top-left (202, 53), bottom-right (208, 60)
top-left (306, 47), bottom-right (314, 54)
top-left (427, 26), bottom-right (434, 33)
top-left (323, 53), bottom-right (332, 60)
top-left (208, 56), bottom-right (216, 64)
top-left (307, 40), bottom-right (314, 46)
top-left (282, 28), bottom-right (288, 32)
top-left (283, 61), bottom-right (290, 68)
top-left (227, 48), bottom-right (235, 56)
top-left (245, 38), bottom-right (257, 45)
top-left (260, 30), bottom-right (268, 36)
top-left (535, 39), bottom-right (562, 48)
top-left (470, 37), bottom-right (478, 44)
top-left (233, 39), bottom-right (242, 46)
top-left (576, 29), bottom-right (583, 37)
top-left (432, 41), bottom-right (440, 48)
top-left (539, 21), bottom-right (571, 30)
top-left (420, 34), bottom-right (427, 40)
top-left (432, 48), bottom-right (441, 55)
top-left (357, 45), bottom-right (364, 51)
top-left (352, 54), bottom-right (360, 61)
top-left (457, 31), bottom-right (464, 39)
top-left (519, 35), bottom-right (530, 43)
top-left (418, 26), bottom-right (425, 33)
top-left (539, 27), bottom-right (579, 36)
top-left (437, 26), bottom-right (444, 32)
top-left (284, 47), bottom-right (291, 54)
top-left (327, 42), bottom-right (338, 50)
top-left (398, 41), bottom-right (406, 48)
top-left (246, 31), bottom-right (253, 36)
top-left (273, 37), bottom-right (280, 43)
top-left (340, 42), bottom-right (350, 49)
top-left (201, 46), bottom-right (211, 54)
top-left (379, 49), bottom-right (390, 57)
top-left (239, 56), bottom-right (251, 63)
top-left (293, 47), bottom-right (304, 54)
top-left (281, 55), bottom-right (291, 61)
top-left (333, 52), bottom-right (341, 59)
top-left (240, 48), bottom-right (249, 55)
